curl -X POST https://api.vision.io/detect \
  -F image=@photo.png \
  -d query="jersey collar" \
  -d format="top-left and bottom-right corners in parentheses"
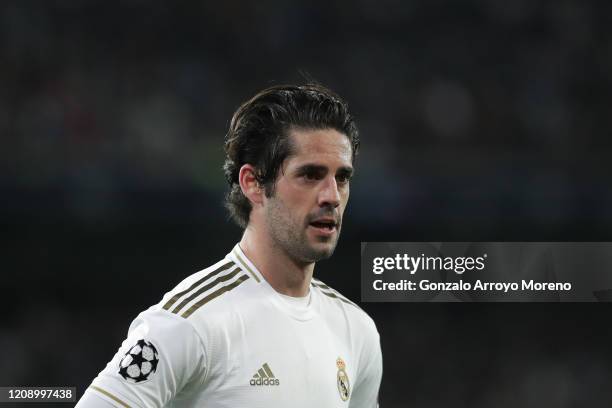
top-left (229, 243), bottom-right (318, 321)
top-left (230, 244), bottom-right (264, 283)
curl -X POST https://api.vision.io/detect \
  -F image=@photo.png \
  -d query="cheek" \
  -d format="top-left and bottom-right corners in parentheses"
top-left (274, 187), bottom-right (310, 218)
top-left (285, 186), bottom-right (315, 207)
top-left (340, 188), bottom-right (350, 207)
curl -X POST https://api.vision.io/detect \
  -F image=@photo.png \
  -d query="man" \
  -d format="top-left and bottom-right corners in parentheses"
top-left (76, 84), bottom-right (383, 407)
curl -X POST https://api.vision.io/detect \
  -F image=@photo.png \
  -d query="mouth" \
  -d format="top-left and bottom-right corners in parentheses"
top-left (308, 219), bottom-right (338, 236)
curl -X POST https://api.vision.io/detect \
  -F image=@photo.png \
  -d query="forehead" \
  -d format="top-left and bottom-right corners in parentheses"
top-left (286, 128), bottom-right (353, 167)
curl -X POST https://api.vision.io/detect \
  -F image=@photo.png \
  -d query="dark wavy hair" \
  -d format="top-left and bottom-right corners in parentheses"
top-left (223, 83), bottom-right (360, 228)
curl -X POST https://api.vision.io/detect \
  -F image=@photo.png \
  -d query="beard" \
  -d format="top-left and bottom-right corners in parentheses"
top-left (265, 195), bottom-right (341, 264)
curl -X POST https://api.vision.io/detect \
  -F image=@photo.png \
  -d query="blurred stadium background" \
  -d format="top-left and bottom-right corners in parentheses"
top-left (2, 1), bottom-right (612, 407)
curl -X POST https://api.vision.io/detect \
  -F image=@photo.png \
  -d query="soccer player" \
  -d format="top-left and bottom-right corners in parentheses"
top-left (76, 84), bottom-right (383, 407)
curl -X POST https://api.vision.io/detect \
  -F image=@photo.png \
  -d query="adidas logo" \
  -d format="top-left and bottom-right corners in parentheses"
top-left (249, 363), bottom-right (280, 386)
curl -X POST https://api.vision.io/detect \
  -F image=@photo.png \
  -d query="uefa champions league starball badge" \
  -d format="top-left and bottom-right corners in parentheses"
top-left (118, 339), bottom-right (160, 383)
top-left (336, 357), bottom-right (350, 401)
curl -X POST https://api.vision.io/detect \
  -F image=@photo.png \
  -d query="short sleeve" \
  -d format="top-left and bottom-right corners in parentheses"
top-left (81, 308), bottom-right (206, 408)
top-left (349, 318), bottom-right (383, 408)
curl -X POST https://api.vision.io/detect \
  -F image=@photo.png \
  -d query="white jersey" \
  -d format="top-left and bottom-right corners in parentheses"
top-left (79, 244), bottom-right (382, 407)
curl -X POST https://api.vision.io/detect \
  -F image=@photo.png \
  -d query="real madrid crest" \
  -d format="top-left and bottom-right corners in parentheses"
top-left (336, 357), bottom-right (350, 401)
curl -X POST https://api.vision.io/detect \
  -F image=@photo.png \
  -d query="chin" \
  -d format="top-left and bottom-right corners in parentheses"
top-left (308, 243), bottom-right (337, 261)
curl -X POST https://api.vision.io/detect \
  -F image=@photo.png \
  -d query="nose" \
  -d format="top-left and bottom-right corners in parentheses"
top-left (318, 176), bottom-right (341, 208)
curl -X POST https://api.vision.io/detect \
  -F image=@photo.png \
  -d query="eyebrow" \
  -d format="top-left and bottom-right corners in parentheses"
top-left (294, 164), bottom-right (354, 176)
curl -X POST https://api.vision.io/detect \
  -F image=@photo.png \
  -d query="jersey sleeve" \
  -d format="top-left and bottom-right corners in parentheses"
top-left (74, 391), bottom-right (117, 408)
top-left (78, 308), bottom-right (207, 408)
top-left (349, 317), bottom-right (383, 408)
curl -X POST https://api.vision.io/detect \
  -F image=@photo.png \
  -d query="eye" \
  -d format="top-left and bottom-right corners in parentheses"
top-left (300, 168), bottom-right (325, 181)
top-left (303, 171), bottom-right (318, 181)
top-left (336, 173), bottom-right (352, 185)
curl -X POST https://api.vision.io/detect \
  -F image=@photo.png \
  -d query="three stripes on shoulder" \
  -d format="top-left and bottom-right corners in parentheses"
top-left (312, 278), bottom-right (361, 310)
top-left (162, 260), bottom-right (249, 318)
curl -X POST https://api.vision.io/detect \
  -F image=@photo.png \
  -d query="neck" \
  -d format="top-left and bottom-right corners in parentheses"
top-left (239, 225), bottom-right (314, 297)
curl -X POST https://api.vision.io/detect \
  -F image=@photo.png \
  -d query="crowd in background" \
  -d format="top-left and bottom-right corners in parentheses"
top-left (2, 2), bottom-right (612, 407)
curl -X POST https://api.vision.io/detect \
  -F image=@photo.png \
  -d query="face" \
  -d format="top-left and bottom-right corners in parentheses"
top-left (263, 128), bottom-right (353, 264)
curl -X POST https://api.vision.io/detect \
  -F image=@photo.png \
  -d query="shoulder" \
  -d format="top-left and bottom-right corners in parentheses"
top-left (157, 256), bottom-right (254, 318)
top-left (153, 256), bottom-right (260, 340)
top-left (311, 277), bottom-right (378, 335)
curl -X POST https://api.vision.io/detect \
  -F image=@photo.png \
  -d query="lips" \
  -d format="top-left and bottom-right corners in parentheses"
top-left (308, 217), bottom-right (339, 237)
top-left (310, 220), bottom-right (336, 230)
top-left (309, 218), bottom-right (337, 230)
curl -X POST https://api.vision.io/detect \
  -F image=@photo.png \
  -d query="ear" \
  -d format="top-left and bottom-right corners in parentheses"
top-left (238, 164), bottom-right (264, 207)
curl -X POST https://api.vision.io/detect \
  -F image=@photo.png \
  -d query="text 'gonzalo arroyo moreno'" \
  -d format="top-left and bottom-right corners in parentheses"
top-left (370, 253), bottom-right (572, 293)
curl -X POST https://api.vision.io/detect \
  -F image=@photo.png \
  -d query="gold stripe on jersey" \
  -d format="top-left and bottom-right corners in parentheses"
top-left (171, 266), bottom-right (243, 314)
top-left (311, 279), bottom-right (351, 302)
top-left (182, 274), bottom-right (250, 318)
top-left (90, 385), bottom-right (131, 408)
top-left (232, 248), bottom-right (261, 283)
top-left (312, 279), bottom-right (361, 310)
top-left (318, 289), bottom-right (354, 306)
top-left (162, 260), bottom-right (235, 311)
